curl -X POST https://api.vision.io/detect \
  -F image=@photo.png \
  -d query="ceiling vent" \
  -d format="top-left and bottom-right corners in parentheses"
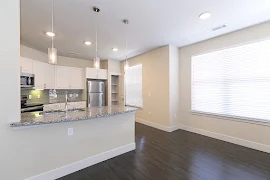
top-left (69, 52), bottom-right (79, 56)
top-left (212, 24), bottom-right (227, 31)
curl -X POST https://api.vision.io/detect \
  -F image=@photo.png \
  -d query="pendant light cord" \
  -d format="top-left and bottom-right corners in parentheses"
top-left (51, 0), bottom-right (54, 50)
top-left (95, 10), bottom-right (98, 59)
top-left (125, 24), bottom-right (128, 61)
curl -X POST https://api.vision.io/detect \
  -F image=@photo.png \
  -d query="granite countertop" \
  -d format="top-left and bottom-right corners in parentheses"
top-left (11, 106), bottom-right (137, 128)
top-left (43, 100), bottom-right (86, 105)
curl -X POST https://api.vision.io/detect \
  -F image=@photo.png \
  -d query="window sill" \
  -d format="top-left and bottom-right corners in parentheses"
top-left (126, 105), bottom-right (143, 110)
top-left (190, 111), bottom-right (270, 127)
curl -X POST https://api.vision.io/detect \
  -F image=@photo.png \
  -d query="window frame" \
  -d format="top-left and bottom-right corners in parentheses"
top-left (190, 38), bottom-right (270, 127)
top-left (125, 64), bottom-right (143, 108)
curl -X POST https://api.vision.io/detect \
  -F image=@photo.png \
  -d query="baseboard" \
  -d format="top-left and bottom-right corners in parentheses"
top-left (178, 125), bottom-right (270, 154)
top-left (136, 118), bottom-right (179, 132)
top-left (26, 143), bottom-right (136, 180)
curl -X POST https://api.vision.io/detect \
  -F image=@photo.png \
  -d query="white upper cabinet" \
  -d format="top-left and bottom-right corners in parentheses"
top-left (33, 61), bottom-right (55, 89)
top-left (20, 57), bottom-right (33, 73)
top-left (98, 69), bottom-right (108, 79)
top-left (86, 68), bottom-right (98, 79)
top-left (55, 66), bottom-right (70, 89)
top-left (44, 63), bottom-right (55, 89)
top-left (55, 66), bottom-right (83, 89)
top-left (86, 68), bottom-right (107, 80)
top-left (33, 61), bottom-right (45, 89)
top-left (70, 67), bottom-right (83, 89)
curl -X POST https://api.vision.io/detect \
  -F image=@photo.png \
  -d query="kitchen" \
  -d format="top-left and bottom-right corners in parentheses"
top-left (2, 0), bottom-right (270, 180)
top-left (3, 1), bottom-right (137, 179)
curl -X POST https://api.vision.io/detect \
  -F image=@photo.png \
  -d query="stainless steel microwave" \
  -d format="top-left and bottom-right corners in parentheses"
top-left (20, 72), bottom-right (35, 88)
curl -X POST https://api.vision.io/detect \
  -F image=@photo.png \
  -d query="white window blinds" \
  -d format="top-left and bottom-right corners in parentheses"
top-left (125, 64), bottom-right (143, 107)
top-left (192, 39), bottom-right (270, 122)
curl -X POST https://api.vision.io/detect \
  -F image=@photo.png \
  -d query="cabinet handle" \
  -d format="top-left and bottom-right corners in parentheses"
top-left (44, 84), bottom-right (46, 89)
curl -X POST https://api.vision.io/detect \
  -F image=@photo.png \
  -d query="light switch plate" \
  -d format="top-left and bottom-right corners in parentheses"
top-left (29, 95), bottom-right (32, 99)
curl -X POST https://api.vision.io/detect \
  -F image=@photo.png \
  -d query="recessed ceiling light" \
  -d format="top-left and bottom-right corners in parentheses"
top-left (84, 41), bottom-right (92, 46)
top-left (46, 31), bottom-right (55, 37)
top-left (199, 12), bottom-right (211, 20)
top-left (112, 48), bottom-right (118, 52)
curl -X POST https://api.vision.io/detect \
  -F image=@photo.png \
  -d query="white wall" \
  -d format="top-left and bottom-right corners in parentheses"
top-left (179, 21), bottom-right (270, 148)
top-left (0, 0), bottom-right (20, 123)
top-left (169, 45), bottom-right (180, 127)
top-left (21, 45), bottom-right (94, 68)
top-left (121, 45), bottom-right (180, 130)
top-left (123, 46), bottom-right (171, 126)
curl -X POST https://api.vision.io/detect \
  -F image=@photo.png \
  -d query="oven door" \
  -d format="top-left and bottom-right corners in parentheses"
top-left (21, 106), bottom-right (43, 113)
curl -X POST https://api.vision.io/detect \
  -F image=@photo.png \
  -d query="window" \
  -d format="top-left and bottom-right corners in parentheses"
top-left (125, 64), bottom-right (143, 108)
top-left (192, 39), bottom-right (270, 122)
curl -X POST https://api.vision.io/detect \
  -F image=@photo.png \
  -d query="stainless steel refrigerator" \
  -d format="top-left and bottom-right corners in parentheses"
top-left (87, 80), bottom-right (105, 107)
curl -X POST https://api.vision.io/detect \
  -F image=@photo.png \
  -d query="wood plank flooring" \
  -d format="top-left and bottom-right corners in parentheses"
top-left (59, 123), bottom-right (270, 180)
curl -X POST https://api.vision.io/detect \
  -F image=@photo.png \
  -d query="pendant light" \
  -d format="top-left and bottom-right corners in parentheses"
top-left (48, 0), bottom-right (57, 64)
top-left (93, 6), bottom-right (100, 69)
top-left (123, 19), bottom-right (129, 72)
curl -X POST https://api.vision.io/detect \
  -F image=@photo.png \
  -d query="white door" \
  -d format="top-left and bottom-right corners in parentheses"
top-left (70, 67), bottom-right (83, 89)
top-left (20, 57), bottom-right (33, 73)
top-left (86, 68), bottom-right (98, 79)
top-left (98, 69), bottom-right (108, 79)
top-left (33, 61), bottom-right (45, 89)
top-left (55, 66), bottom-right (70, 89)
top-left (44, 63), bottom-right (55, 89)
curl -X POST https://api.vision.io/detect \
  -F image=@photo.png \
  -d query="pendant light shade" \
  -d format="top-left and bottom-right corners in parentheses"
top-left (94, 57), bottom-right (100, 69)
top-left (48, 47), bottom-right (57, 64)
top-left (48, 0), bottom-right (58, 64)
top-left (93, 6), bottom-right (100, 69)
top-left (123, 19), bottom-right (129, 73)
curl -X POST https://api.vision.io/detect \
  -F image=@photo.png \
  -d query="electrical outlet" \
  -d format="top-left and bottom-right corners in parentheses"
top-left (149, 112), bottom-right (151, 116)
top-left (148, 92), bottom-right (151, 97)
top-left (69, 94), bottom-right (72, 98)
top-left (68, 128), bottom-right (74, 136)
top-left (37, 94), bottom-right (40, 99)
top-left (174, 114), bottom-right (177, 118)
top-left (29, 95), bottom-right (32, 99)
top-left (76, 94), bottom-right (78, 97)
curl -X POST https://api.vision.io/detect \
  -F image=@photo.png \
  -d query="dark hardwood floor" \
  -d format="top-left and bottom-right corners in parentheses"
top-left (59, 123), bottom-right (270, 180)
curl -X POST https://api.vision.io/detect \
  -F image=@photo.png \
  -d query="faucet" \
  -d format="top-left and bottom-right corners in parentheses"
top-left (65, 91), bottom-right (69, 113)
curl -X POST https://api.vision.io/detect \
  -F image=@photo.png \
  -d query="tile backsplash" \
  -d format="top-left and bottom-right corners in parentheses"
top-left (21, 89), bottom-right (83, 104)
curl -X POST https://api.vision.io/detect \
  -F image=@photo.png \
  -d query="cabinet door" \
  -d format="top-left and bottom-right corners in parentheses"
top-left (55, 66), bottom-right (70, 89)
top-left (70, 68), bottom-right (83, 89)
top-left (44, 63), bottom-right (55, 89)
top-left (86, 68), bottom-right (98, 79)
top-left (20, 57), bottom-right (33, 73)
top-left (33, 61), bottom-right (45, 89)
top-left (98, 69), bottom-right (108, 79)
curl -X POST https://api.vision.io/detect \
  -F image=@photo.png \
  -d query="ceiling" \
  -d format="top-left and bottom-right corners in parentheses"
top-left (20, 0), bottom-right (270, 61)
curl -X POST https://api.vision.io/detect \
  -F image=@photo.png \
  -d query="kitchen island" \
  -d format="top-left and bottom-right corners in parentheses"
top-left (11, 106), bottom-right (137, 127)
top-left (9, 106), bottom-right (137, 180)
